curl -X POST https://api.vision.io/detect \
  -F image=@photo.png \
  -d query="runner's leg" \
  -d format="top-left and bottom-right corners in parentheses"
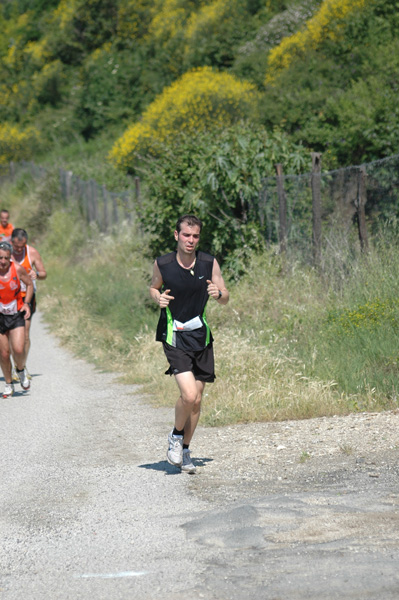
top-left (23, 319), bottom-right (32, 363)
top-left (183, 380), bottom-right (205, 446)
top-left (0, 332), bottom-right (12, 382)
top-left (8, 326), bottom-right (26, 371)
top-left (174, 372), bottom-right (204, 439)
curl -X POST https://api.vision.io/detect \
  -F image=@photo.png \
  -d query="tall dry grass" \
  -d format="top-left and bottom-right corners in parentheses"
top-left (10, 169), bottom-right (396, 425)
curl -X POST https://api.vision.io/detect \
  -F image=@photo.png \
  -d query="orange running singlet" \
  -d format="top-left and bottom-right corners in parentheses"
top-left (0, 262), bottom-right (23, 314)
top-left (12, 245), bottom-right (35, 296)
top-left (0, 223), bottom-right (14, 242)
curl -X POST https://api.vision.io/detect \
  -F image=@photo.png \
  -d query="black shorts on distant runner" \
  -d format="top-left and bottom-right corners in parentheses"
top-left (24, 293), bottom-right (36, 321)
top-left (0, 311), bottom-right (26, 335)
top-left (163, 342), bottom-right (215, 383)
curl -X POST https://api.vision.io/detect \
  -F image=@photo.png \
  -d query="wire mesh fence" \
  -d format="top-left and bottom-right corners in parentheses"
top-left (1, 153), bottom-right (399, 262)
top-left (0, 160), bottom-right (139, 234)
top-left (254, 152), bottom-right (399, 263)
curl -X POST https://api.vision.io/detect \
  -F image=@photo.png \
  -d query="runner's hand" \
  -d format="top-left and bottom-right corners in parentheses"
top-left (206, 280), bottom-right (219, 299)
top-left (159, 289), bottom-right (175, 308)
top-left (20, 303), bottom-right (31, 320)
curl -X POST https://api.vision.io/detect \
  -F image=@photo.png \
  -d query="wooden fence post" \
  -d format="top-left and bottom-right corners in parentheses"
top-left (60, 169), bottom-right (67, 202)
top-left (135, 175), bottom-right (142, 217)
top-left (356, 166), bottom-right (369, 252)
top-left (90, 179), bottom-right (98, 224)
top-left (112, 194), bottom-right (119, 226)
top-left (276, 163), bottom-right (287, 253)
top-left (311, 152), bottom-right (322, 266)
top-left (82, 180), bottom-right (89, 222)
top-left (102, 185), bottom-right (109, 232)
top-left (134, 176), bottom-right (141, 202)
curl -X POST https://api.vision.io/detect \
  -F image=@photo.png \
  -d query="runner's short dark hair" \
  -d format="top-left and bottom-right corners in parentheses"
top-left (175, 215), bottom-right (202, 233)
top-left (11, 228), bottom-right (28, 242)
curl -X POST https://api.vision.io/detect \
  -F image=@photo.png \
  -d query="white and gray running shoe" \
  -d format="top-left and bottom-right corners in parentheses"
top-left (17, 368), bottom-right (30, 391)
top-left (3, 382), bottom-right (14, 398)
top-left (181, 449), bottom-right (196, 474)
top-left (167, 431), bottom-right (183, 466)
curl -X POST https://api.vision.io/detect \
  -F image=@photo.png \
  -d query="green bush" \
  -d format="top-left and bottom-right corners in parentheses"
top-left (182, 0), bottom-right (254, 70)
top-left (317, 39), bottom-right (399, 164)
top-left (233, 0), bottom-right (321, 86)
top-left (258, 0), bottom-right (399, 165)
top-left (75, 46), bottom-right (145, 139)
top-left (136, 122), bottom-right (308, 272)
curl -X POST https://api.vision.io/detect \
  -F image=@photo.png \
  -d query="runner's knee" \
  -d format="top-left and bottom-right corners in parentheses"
top-left (0, 348), bottom-right (10, 362)
top-left (181, 390), bottom-right (199, 406)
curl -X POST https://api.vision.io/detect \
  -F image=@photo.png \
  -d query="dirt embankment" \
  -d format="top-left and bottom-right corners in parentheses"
top-left (190, 410), bottom-right (399, 502)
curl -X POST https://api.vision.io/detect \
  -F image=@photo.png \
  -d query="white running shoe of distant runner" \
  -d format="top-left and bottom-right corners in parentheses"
top-left (3, 382), bottom-right (14, 398)
top-left (17, 368), bottom-right (30, 391)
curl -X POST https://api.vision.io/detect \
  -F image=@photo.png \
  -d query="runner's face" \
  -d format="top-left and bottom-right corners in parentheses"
top-left (0, 250), bottom-right (11, 271)
top-left (11, 238), bottom-right (26, 255)
top-left (175, 223), bottom-right (200, 255)
top-left (0, 212), bottom-right (8, 227)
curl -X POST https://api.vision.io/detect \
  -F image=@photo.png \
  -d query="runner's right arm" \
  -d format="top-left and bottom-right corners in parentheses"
top-left (149, 260), bottom-right (174, 308)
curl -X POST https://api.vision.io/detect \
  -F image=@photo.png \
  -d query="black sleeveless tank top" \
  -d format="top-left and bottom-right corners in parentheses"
top-left (155, 250), bottom-right (214, 351)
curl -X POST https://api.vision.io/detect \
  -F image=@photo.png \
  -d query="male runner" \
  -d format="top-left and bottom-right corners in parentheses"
top-left (0, 210), bottom-right (14, 242)
top-left (150, 215), bottom-right (229, 473)
top-left (0, 241), bottom-right (33, 397)
top-left (11, 228), bottom-right (47, 373)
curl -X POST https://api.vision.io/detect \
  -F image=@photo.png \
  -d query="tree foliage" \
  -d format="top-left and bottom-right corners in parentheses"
top-left (136, 122), bottom-right (308, 273)
top-left (1, 0), bottom-right (399, 169)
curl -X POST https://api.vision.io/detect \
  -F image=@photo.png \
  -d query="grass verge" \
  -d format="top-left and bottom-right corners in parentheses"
top-left (5, 172), bottom-right (398, 425)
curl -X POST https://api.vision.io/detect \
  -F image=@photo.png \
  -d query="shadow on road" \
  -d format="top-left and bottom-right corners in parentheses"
top-left (138, 457), bottom-right (213, 475)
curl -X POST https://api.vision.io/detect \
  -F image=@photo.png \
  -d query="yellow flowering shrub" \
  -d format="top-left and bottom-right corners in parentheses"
top-left (0, 79), bottom-right (32, 121)
top-left (185, 0), bottom-right (226, 39)
top-left (49, 0), bottom-right (77, 31)
top-left (327, 299), bottom-right (399, 336)
top-left (266, 0), bottom-right (369, 83)
top-left (23, 39), bottom-right (50, 68)
top-left (146, 0), bottom-right (191, 44)
top-left (109, 66), bottom-right (259, 169)
top-left (0, 123), bottom-right (41, 165)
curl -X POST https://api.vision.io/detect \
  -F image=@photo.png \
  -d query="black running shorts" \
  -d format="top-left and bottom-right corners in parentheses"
top-left (0, 311), bottom-right (26, 335)
top-left (162, 342), bottom-right (215, 383)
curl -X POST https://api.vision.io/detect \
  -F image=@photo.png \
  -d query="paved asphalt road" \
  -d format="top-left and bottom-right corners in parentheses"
top-left (1, 313), bottom-right (399, 600)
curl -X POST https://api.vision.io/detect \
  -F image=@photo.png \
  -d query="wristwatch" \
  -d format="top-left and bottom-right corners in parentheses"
top-left (217, 290), bottom-right (222, 300)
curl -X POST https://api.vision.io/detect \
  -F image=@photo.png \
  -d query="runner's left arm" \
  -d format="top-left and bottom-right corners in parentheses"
top-left (16, 265), bottom-right (33, 319)
top-left (206, 259), bottom-right (229, 305)
top-left (30, 247), bottom-right (47, 280)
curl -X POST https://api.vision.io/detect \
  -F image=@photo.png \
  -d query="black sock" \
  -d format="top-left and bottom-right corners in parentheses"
top-left (183, 444), bottom-right (189, 450)
top-left (173, 427), bottom-right (184, 437)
